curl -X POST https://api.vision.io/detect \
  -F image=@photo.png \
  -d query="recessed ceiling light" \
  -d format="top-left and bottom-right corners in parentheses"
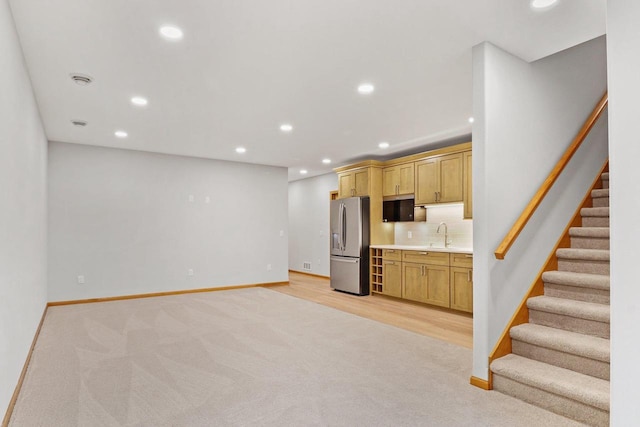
top-left (159, 25), bottom-right (183, 40)
top-left (378, 142), bottom-right (390, 149)
top-left (300, 169), bottom-right (308, 175)
top-left (114, 130), bottom-right (128, 138)
top-left (357, 83), bottom-right (375, 95)
top-left (531, 0), bottom-right (558, 9)
top-left (235, 147), bottom-right (246, 153)
top-left (280, 123), bottom-right (293, 132)
top-left (70, 73), bottom-right (93, 86)
top-left (322, 158), bottom-right (332, 164)
top-left (131, 96), bottom-right (148, 106)
top-left (468, 117), bottom-right (475, 123)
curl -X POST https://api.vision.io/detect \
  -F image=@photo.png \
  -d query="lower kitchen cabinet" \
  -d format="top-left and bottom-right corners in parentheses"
top-left (382, 259), bottom-right (402, 298)
top-left (371, 248), bottom-right (473, 313)
top-left (401, 262), bottom-right (450, 307)
top-left (450, 267), bottom-right (473, 312)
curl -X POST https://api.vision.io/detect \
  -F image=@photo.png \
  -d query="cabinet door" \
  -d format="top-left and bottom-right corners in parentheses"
top-left (398, 163), bottom-right (415, 195)
top-left (353, 169), bottom-right (370, 196)
top-left (450, 267), bottom-right (473, 312)
top-left (382, 166), bottom-right (399, 197)
top-left (415, 158), bottom-right (439, 205)
top-left (338, 172), bottom-right (352, 199)
top-left (463, 151), bottom-right (472, 219)
top-left (402, 262), bottom-right (428, 303)
top-left (439, 153), bottom-right (463, 203)
top-left (382, 260), bottom-right (402, 298)
top-left (425, 265), bottom-right (450, 308)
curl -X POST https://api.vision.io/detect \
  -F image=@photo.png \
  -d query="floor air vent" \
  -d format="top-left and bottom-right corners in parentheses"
top-left (303, 262), bottom-right (312, 271)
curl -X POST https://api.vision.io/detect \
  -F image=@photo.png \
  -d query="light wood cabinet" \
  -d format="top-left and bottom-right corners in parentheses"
top-left (382, 163), bottom-right (415, 197)
top-left (382, 259), bottom-right (403, 298)
top-left (338, 168), bottom-right (370, 199)
top-left (450, 253), bottom-right (473, 312)
top-left (401, 262), bottom-right (450, 307)
top-left (463, 151), bottom-right (472, 219)
top-left (415, 153), bottom-right (463, 205)
top-left (371, 248), bottom-right (472, 313)
top-left (450, 267), bottom-right (473, 312)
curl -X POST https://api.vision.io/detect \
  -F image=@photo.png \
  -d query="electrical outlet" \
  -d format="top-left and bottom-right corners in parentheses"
top-left (188, 269), bottom-right (194, 276)
top-left (77, 275), bottom-right (85, 284)
top-left (279, 230), bottom-right (284, 237)
top-left (408, 231), bottom-right (413, 239)
top-left (267, 264), bottom-right (272, 271)
top-left (205, 196), bottom-right (211, 203)
top-left (188, 194), bottom-right (195, 203)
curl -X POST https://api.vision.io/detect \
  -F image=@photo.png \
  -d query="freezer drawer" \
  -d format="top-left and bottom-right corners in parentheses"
top-left (330, 256), bottom-right (368, 295)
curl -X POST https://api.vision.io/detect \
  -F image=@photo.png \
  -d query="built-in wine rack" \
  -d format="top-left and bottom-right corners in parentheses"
top-left (371, 248), bottom-right (383, 293)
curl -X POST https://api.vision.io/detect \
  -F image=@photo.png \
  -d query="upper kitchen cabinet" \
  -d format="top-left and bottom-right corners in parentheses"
top-left (463, 151), bottom-right (473, 219)
top-left (415, 153), bottom-right (463, 205)
top-left (382, 163), bottom-right (415, 197)
top-left (338, 167), bottom-right (370, 199)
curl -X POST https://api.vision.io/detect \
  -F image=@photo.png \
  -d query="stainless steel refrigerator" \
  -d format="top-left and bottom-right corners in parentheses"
top-left (330, 196), bottom-right (370, 295)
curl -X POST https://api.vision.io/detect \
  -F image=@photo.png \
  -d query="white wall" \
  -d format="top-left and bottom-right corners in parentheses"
top-left (472, 37), bottom-right (608, 380)
top-left (607, 1), bottom-right (640, 423)
top-left (0, 0), bottom-right (48, 416)
top-left (48, 142), bottom-right (288, 301)
top-left (288, 173), bottom-right (337, 276)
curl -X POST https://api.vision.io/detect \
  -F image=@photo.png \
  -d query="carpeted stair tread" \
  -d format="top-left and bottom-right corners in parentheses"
top-left (556, 248), bottom-right (610, 262)
top-left (569, 227), bottom-right (609, 238)
top-left (591, 189), bottom-right (609, 198)
top-left (490, 354), bottom-right (610, 411)
top-left (542, 271), bottom-right (610, 291)
top-left (580, 207), bottom-right (609, 217)
top-left (510, 324), bottom-right (610, 362)
top-left (527, 296), bottom-right (609, 323)
top-left (601, 172), bottom-right (609, 180)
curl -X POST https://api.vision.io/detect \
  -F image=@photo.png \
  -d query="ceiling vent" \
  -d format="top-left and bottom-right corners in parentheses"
top-left (71, 120), bottom-right (87, 127)
top-left (70, 73), bottom-right (93, 85)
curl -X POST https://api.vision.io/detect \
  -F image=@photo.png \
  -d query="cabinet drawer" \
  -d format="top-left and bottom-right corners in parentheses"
top-left (382, 249), bottom-right (402, 261)
top-left (402, 251), bottom-right (449, 266)
top-left (450, 253), bottom-right (473, 268)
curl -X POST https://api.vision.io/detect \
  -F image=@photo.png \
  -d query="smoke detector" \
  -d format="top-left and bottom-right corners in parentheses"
top-left (71, 120), bottom-right (87, 127)
top-left (70, 73), bottom-right (93, 85)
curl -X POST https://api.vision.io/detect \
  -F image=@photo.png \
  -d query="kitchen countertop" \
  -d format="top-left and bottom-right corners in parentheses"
top-left (370, 244), bottom-right (473, 255)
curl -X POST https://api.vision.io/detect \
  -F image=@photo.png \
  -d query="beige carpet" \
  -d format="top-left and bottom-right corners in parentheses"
top-left (10, 288), bottom-right (584, 426)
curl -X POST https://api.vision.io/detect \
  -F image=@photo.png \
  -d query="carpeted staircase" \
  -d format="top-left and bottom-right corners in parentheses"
top-left (490, 172), bottom-right (610, 427)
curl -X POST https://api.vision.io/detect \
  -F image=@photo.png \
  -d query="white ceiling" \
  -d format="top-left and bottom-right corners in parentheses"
top-left (9, 0), bottom-right (606, 181)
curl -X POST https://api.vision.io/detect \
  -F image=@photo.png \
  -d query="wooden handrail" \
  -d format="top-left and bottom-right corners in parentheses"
top-left (494, 92), bottom-right (608, 260)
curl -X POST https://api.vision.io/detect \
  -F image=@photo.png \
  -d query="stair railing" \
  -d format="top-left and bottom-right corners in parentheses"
top-left (494, 92), bottom-right (608, 260)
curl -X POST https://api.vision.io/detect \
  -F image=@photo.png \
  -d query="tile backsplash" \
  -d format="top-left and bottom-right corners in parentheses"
top-left (394, 204), bottom-right (473, 248)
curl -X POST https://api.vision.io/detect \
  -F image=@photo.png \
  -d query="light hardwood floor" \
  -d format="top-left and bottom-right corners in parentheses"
top-left (271, 271), bottom-right (473, 348)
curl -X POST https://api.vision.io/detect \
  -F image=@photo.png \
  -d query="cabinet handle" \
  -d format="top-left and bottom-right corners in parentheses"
top-left (434, 191), bottom-right (438, 202)
top-left (465, 255), bottom-right (473, 258)
top-left (468, 270), bottom-right (472, 282)
top-left (387, 250), bottom-right (395, 253)
top-left (419, 252), bottom-right (428, 255)
top-left (396, 184), bottom-right (399, 195)
top-left (388, 261), bottom-right (395, 265)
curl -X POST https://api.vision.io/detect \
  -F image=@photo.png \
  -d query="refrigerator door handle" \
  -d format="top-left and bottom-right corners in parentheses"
top-left (341, 202), bottom-right (347, 250)
top-left (338, 202), bottom-right (344, 251)
top-left (330, 256), bottom-right (359, 264)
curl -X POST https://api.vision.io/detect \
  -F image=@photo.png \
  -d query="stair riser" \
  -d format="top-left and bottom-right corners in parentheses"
top-left (570, 236), bottom-right (610, 250)
top-left (592, 197), bottom-right (609, 208)
top-left (558, 259), bottom-right (609, 275)
top-left (583, 217), bottom-right (609, 227)
top-left (492, 375), bottom-right (609, 427)
top-left (602, 180), bottom-right (609, 189)
top-left (512, 340), bottom-right (610, 380)
top-left (529, 310), bottom-right (610, 339)
top-left (544, 284), bottom-right (610, 305)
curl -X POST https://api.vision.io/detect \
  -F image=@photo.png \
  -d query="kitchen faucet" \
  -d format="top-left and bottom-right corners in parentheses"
top-left (437, 222), bottom-right (452, 248)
